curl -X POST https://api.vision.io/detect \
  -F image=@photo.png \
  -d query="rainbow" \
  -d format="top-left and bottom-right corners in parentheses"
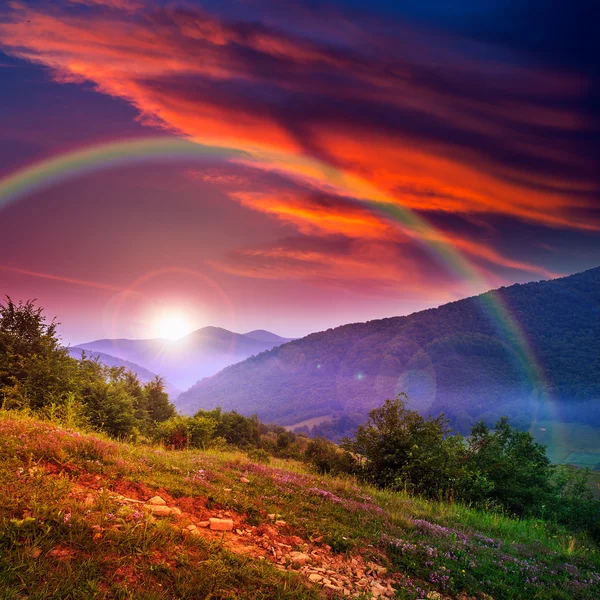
top-left (0, 135), bottom-right (555, 433)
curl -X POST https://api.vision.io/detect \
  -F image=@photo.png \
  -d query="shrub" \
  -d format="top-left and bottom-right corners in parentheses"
top-left (247, 448), bottom-right (271, 464)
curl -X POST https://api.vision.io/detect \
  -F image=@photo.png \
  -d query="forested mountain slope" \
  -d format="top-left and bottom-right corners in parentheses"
top-left (177, 267), bottom-right (600, 431)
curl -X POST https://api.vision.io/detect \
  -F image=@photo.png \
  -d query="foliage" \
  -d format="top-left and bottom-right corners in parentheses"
top-left (344, 394), bottom-right (600, 540)
top-left (343, 394), bottom-right (464, 498)
top-left (153, 415), bottom-right (217, 449)
top-left (0, 298), bottom-right (176, 438)
top-left (466, 417), bottom-right (554, 516)
top-left (0, 297), bottom-right (74, 410)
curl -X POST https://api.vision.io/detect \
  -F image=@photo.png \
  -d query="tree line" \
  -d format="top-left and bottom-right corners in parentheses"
top-left (0, 298), bottom-right (175, 436)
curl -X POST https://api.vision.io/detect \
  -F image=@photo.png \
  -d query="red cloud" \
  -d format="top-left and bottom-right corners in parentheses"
top-left (0, 0), bottom-right (593, 290)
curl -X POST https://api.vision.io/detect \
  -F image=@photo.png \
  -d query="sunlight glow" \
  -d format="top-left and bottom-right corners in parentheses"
top-left (154, 312), bottom-right (192, 340)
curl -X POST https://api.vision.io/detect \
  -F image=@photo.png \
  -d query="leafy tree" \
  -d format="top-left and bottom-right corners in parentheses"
top-left (194, 408), bottom-right (260, 448)
top-left (344, 394), bottom-right (455, 493)
top-left (305, 437), bottom-right (356, 475)
top-left (144, 376), bottom-right (175, 423)
top-left (0, 297), bottom-right (75, 410)
top-left (550, 466), bottom-right (600, 536)
top-left (467, 417), bottom-right (554, 516)
top-left (154, 415), bottom-right (216, 449)
top-left (77, 363), bottom-right (137, 437)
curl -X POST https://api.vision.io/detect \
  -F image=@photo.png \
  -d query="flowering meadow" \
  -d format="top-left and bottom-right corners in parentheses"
top-left (1, 412), bottom-right (598, 599)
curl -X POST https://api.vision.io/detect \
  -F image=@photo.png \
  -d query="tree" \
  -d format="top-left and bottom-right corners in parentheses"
top-left (305, 437), bottom-right (356, 475)
top-left (144, 376), bottom-right (175, 423)
top-left (344, 394), bottom-right (456, 494)
top-left (194, 408), bottom-right (260, 448)
top-left (153, 415), bottom-right (217, 449)
top-left (466, 417), bottom-right (554, 516)
top-left (77, 363), bottom-right (137, 437)
top-left (0, 297), bottom-right (75, 410)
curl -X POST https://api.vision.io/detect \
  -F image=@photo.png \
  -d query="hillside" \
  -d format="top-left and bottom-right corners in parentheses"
top-left (1, 414), bottom-right (599, 599)
top-left (67, 347), bottom-right (182, 400)
top-left (78, 327), bottom-right (294, 390)
top-left (177, 268), bottom-right (600, 434)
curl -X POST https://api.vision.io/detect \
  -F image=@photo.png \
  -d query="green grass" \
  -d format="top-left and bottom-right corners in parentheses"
top-left (1, 412), bottom-right (599, 599)
top-left (530, 421), bottom-right (600, 465)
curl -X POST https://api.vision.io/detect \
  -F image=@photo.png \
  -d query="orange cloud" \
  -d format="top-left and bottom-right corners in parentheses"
top-left (0, 0), bottom-right (594, 290)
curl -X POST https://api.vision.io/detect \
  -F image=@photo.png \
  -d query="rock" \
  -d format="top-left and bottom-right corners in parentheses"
top-left (267, 514), bottom-right (276, 520)
top-left (185, 525), bottom-right (201, 536)
top-left (240, 477), bottom-right (250, 483)
top-left (198, 520), bottom-right (211, 528)
top-left (146, 505), bottom-right (172, 516)
top-left (147, 496), bottom-right (167, 506)
top-left (170, 507), bottom-right (183, 517)
top-left (209, 518), bottom-right (234, 531)
top-left (30, 547), bottom-right (42, 559)
top-left (308, 573), bottom-right (323, 583)
top-left (275, 520), bottom-right (287, 526)
top-left (289, 551), bottom-right (311, 565)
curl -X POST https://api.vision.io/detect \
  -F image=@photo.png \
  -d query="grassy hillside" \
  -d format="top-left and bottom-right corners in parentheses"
top-left (177, 267), bottom-right (600, 436)
top-left (1, 413), bottom-right (599, 600)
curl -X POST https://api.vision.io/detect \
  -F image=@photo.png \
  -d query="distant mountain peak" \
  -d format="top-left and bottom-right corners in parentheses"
top-left (243, 329), bottom-right (292, 343)
top-left (75, 325), bottom-right (294, 389)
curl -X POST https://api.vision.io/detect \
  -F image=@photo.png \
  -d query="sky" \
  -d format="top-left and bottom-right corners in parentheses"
top-left (0, 0), bottom-right (598, 344)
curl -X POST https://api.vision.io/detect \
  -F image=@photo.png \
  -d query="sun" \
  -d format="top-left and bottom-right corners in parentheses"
top-left (154, 312), bottom-right (191, 340)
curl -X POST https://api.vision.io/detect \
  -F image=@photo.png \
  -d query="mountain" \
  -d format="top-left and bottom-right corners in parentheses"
top-left (67, 347), bottom-right (182, 400)
top-left (244, 329), bottom-right (291, 344)
top-left (177, 267), bottom-right (600, 434)
top-left (76, 327), bottom-right (294, 390)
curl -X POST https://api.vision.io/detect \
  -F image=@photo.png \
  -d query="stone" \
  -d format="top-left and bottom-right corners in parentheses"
top-left (275, 520), bottom-right (287, 526)
top-left (308, 573), bottom-right (323, 583)
top-left (209, 518), bottom-right (234, 531)
top-left (185, 525), bottom-right (201, 536)
top-left (267, 514), bottom-right (276, 520)
top-left (170, 507), bottom-right (183, 517)
top-left (289, 551), bottom-right (311, 565)
top-left (146, 505), bottom-right (172, 516)
top-left (30, 547), bottom-right (42, 559)
top-left (240, 477), bottom-right (250, 483)
top-left (147, 496), bottom-right (166, 506)
top-left (198, 520), bottom-right (211, 528)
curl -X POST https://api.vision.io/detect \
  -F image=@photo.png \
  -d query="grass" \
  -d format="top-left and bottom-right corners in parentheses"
top-left (530, 421), bottom-right (600, 465)
top-left (1, 412), bottom-right (599, 599)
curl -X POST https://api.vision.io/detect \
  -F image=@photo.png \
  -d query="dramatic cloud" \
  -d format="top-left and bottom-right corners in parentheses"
top-left (0, 0), bottom-right (597, 292)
